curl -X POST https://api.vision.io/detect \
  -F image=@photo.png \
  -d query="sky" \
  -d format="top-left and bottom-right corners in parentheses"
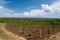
top-left (0, 0), bottom-right (60, 18)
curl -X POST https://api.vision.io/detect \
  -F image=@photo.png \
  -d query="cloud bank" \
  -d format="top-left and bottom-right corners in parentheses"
top-left (0, 0), bottom-right (60, 18)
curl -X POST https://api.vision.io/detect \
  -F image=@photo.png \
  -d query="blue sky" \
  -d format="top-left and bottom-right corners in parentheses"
top-left (0, 0), bottom-right (60, 18)
top-left (6, 0), bottom-right (52, 13)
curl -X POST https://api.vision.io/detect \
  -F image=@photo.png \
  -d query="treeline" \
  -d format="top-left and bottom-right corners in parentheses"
top-left (0, 18), bottom-right (60, 25)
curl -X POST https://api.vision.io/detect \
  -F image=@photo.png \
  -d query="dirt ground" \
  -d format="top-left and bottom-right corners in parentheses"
top-left (5, 25), bottom-right (60, 40)
top-left (0, 23), bottom-right (60, 40)
top-left (0, 23), bottom-right (27, 40)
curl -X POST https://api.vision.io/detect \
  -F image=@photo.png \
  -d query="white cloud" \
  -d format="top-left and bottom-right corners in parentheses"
top-left (0, 0), bottom-right (11, 6)
top-left (0, 0), bottom-right (60, 18)
top-left (0, 6), bottom-right (3, 8)
top-left (0, 0), bottom-right (7, 4)
top-left (22, 1), bottom-right (60, 18)
top-left (0, 6), bottom-right (14, 17)
top-left (24, 12), bottom-right (30, 16)
top-left (30, 10), bottom-right (45, 16)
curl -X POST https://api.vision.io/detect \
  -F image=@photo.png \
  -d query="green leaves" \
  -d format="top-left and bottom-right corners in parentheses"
top-left (0, 18), bottom-right (60, 25)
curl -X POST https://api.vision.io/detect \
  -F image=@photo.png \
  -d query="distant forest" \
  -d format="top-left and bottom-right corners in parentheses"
top-left (0, 18), bottom-right (60, 25)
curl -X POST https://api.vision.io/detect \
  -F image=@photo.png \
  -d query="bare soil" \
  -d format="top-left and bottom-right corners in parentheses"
top-left (5, 25), bottom-right (60, 40)
top-left (0, 23), bottom-right (27, 40)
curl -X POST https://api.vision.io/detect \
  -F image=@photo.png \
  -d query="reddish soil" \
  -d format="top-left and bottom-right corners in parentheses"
top-left (5, 25), bottom-right (60, 40)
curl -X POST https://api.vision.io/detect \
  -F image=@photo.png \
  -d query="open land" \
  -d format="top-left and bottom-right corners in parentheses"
top-left (0, 18), bottom-right (60, 40)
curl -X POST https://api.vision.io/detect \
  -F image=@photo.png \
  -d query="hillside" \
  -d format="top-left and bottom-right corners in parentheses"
top-left (0, 18), bottom-right (60, 40)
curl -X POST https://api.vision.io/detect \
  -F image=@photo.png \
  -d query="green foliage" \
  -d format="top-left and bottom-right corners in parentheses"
top-left (0, 18), bottom-right (60, 25)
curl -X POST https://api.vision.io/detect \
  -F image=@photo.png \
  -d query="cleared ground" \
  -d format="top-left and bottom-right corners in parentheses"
top-left (5, 25), bottom-right (60, 40)
top-left (0, 23), bottom-right (26, 40)
top-left (0, 23), bottom-right (15, 40)
top-left (0, 18), bottom-right (60, 40)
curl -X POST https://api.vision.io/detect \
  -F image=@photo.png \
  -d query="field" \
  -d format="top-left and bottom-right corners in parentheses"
top-left (0, 18), bottom-right (60, 40)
